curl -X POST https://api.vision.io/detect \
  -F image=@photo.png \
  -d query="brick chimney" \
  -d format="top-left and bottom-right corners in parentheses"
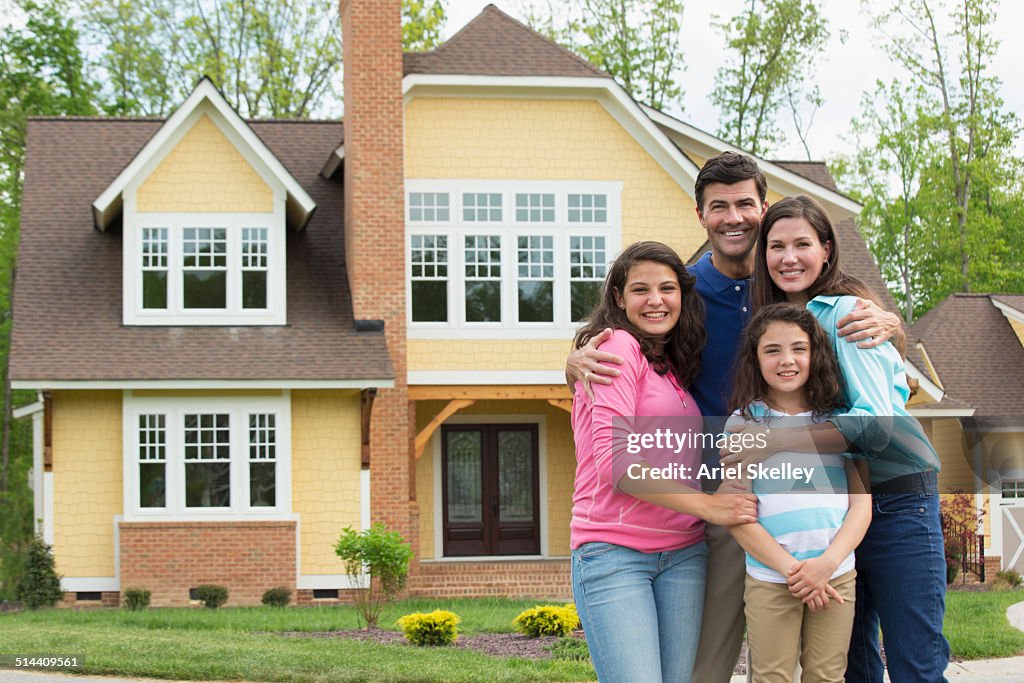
top-left (339, 0), bottom-right (415, 550)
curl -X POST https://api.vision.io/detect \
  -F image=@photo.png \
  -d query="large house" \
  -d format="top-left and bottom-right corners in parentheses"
top-left (12, 1), bottom-right (1004, 606)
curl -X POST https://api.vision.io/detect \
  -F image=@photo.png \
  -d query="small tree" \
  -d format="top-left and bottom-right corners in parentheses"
top-left (334, 524), bottom-right (412, 628)
top-left (16, 536), bottom-right (62, 609)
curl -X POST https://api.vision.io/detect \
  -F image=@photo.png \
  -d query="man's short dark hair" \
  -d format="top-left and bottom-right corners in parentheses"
top-left (694, 151), bottom-right (767, 214)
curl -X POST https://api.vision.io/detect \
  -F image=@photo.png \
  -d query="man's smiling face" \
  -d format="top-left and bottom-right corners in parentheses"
top-left (697, 178), bottom-right (766, 267)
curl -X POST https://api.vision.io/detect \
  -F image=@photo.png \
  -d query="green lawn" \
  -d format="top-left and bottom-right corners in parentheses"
top-left (1, 592), bottom-right (1021, 682)
top-left (945, 589), bottom-right (1024, 659)
top-left (0, 598), bottom-right (595, 682)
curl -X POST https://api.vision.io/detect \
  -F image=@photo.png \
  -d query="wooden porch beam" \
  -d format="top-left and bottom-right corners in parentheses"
top-left (360, 388), bottom-right (377, 469)
top-left (414, 399), bottom-right (476, 460)
top-left (407, 385), bottom-right (571, 401)
top-left (547, 399), bottom-right (573, 413)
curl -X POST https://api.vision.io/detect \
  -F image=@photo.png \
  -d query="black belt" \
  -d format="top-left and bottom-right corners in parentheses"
top-left (872, 469), bottom-right (938, 495)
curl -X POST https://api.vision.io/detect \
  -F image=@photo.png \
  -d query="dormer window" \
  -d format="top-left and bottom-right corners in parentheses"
top-left (127, 214), bottom-right (281, 325)
top-left (90, 80), bottom-right (314, 328)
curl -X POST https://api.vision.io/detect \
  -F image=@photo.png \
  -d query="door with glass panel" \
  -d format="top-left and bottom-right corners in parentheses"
top-left (441, 424), bottom-right (540, 556)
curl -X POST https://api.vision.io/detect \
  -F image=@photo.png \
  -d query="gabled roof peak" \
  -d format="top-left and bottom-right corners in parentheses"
top-left (403, 4), bottom-right (608, 79)
top-left (92, 78), bottom-right (316, 231)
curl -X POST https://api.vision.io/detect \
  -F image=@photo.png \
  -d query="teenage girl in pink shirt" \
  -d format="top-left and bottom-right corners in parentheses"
top-left (571, 241), bottom-right (758, 682)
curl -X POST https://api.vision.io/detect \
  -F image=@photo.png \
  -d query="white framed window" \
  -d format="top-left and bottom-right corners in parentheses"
top-left (406, 180), bottom-right (621, 339)
top-left (463, 193), bottom-right (502, 222)
top-left (1002, 479), bottom-right (1024, 503)
top-left (125, 213), bottom-right (284, 326)
top-left (409, 192), bottom-right (450, 222)
top-left (124, 394), bottom-right (291, 520)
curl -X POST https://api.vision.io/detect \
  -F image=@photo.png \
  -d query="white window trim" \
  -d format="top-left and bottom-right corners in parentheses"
top-left (123, 212), bottom-right (285, 325)
top-left (122, 392), bottom-right (292, 521)
top-left (406, 179), bottom-right (622, 339)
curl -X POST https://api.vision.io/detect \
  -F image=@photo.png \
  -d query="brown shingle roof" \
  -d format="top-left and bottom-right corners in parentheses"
top-left (993, 294), bottom-right (1024, 315)
top-left (11, 117), bottom-right (393, 383)
top-left (772, 160), bottom-right (840, 193)
top-left (908, 294), bottom-right (1024, 416)
top-left (403, 4), bottom-right (608, 78)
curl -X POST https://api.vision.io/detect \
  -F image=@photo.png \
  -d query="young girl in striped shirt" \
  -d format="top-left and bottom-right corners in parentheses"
top-left (727, 303), bottom-right (871, 683)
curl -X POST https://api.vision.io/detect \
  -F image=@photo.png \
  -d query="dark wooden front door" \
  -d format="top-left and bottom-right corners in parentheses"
top-left (441, 424), bottom-right (540, 556)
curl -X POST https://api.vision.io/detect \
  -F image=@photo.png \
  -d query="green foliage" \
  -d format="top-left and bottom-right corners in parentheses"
top-left (512, 603), bottom-right (580, 637)
top-left (396, 609), bottom-right (460, 646)
top-left (122, 588), bottom-right (151, 611)
top-left (15, 536), bottom-right (62, 609)
top-left (334, 524), bottom-right (412, 627)
top-left (261, 586), bottom-right (291, 607)
top-left (711, 0), bottom-right (829, 156)
top-left (993, 570), bottom-right (1022, 590)
top-left (195, 584), bottom-right (229, 609)
top-left (521, 0), bottom-right (685, 110)
top-left (545, 634), bottom-right (590, 661)
top-left (402, 0), bottom-right (447, 51)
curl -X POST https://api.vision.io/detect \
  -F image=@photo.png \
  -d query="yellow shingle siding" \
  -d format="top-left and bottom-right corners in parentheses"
top-left (405, 96), bottom-right (704, 372)
top-left (1009, 318), bottom-right (1024, 347)
top-left (932, 418), bottom-right (974, 493)
top-left (137, 113), bottom-right (273, 213)
top-left (52, 391), bottom-right (122, 578)
top-left (414, 399), bottom-right (574, 559)
top-left (291, 390), bottom-right (363, 575)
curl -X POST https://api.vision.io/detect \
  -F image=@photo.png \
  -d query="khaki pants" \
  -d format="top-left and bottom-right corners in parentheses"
top-left (691, 523), bottom-right (747, 683)
top-left (744, 569), bottom-right (856, 683)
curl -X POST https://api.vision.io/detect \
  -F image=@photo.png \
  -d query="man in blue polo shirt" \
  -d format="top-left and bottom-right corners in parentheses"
top-left (567, 151), bottom-right (902, 683)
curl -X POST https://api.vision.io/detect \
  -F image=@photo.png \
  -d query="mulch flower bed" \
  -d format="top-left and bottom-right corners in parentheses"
top-left (280, 628), bottom-right (575, 659)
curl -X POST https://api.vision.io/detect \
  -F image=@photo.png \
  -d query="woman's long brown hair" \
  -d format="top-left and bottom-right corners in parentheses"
top-left (574, 241), bottom-right (705, 389)
top-left (729, 303), bottom-right (846, 421)
top-left (750, 195), bottom-right (882, 313)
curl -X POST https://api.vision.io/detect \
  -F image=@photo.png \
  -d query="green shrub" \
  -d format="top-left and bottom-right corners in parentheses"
top-left (396, 609), bottom-right (461, 646)
top-left (195, 584), bottom-right (228, 609)
top-left (513, 603), bottom-right (580, 637)
top-left (334, 524), bottom-right (413, 627)
top-left (993, 570), bottom-right (1023, 590)
top-left (15, 537), bottom-right (62, 609)
top-left (122, 588), bottom-right (151, 611)
top-left (545, 635), bottom-right (590, 661)
top-left (261, 586), bottom-right (292, 607)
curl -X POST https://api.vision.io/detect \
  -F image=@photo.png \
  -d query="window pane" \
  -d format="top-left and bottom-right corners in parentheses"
top-left (447, 431), bottom-right (482, 523)
top-left (139, 463), bottom-right (166, 508)
top-left (185, 463), bottom-right (231, 507)
top-left (183, 271), bottom-right (227, 309)
top-left (242, 271), bottom-right (267, 309)
top-left (518, 281), bottom-right (553, 322)
top-left (571, 281), bottom-right (603, 321)
top-left (250, 462), bottom-right (276, 507)
top-left (412, 280), bottom-right (447, 322)
top-left (498, 431), bottom-right (533, 522)
top-left (465, 281), bottom-right (501, 322)
top-left (142, 270), bottom-right (168, 309)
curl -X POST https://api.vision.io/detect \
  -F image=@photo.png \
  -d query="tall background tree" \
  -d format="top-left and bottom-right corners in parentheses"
top-left (0, 0), bottom-right (97, 598)
top-left (833, 0), bottom-right (1023, 321)
top-left (710, 0), bottom-right (829, 157)
top-left (519, 0), bottom-right (686, 110)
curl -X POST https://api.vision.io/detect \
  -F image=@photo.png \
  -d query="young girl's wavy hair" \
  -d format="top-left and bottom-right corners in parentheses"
top-left (729, 303), bottom-right (845, 421)
top-left (574, 241), bottom-right (705, 389)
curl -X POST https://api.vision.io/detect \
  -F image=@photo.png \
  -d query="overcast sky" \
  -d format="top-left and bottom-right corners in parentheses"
top-left (443, 0), bottom-right (1024, 161)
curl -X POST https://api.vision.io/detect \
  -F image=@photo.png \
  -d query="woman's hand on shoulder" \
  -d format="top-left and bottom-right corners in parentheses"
top-left (566, 328), bottom-right (626, 399)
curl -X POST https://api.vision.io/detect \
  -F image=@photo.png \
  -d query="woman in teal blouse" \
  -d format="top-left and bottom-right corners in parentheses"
top-left (743, 195), bottom-right (949, 683)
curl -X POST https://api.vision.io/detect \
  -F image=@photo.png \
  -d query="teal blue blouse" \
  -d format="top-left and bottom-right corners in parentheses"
top-left (807, 295), bottom-right (941, 485)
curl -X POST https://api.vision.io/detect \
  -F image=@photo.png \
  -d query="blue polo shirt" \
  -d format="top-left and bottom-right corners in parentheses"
top-left (687, 252), bottom-right (751, 418)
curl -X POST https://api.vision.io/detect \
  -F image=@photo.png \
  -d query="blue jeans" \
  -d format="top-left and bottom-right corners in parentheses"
top-left (846, 490), bottom-right (950, 683)
top-left (572, 540), bottom-right (707, 683)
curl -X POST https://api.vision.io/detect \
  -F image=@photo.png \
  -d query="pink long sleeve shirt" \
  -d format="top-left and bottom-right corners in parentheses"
top-left (570, 329), bottom-right (705, 552)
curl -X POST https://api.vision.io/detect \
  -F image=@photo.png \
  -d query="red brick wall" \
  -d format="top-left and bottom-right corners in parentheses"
top-left (339, 0), bottom-right (416, 565)
top-left (409, 560), bottom-right (572, 600)
top-left (119, 521), bottom-right (296, 607)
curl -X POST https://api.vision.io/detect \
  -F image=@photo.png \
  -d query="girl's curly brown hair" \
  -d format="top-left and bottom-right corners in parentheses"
top-left (574, 241), bottom-right (705, 389)
top-left (729, 303), bottom-right (846, 421)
